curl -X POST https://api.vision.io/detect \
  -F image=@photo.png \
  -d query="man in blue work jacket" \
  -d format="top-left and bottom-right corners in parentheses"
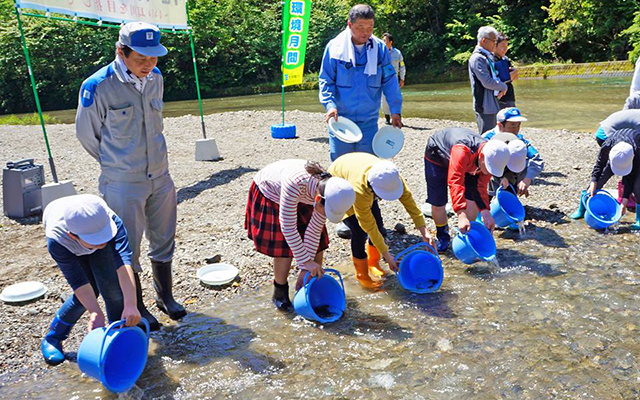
top-left (319, 3), bottom-right (403, 161)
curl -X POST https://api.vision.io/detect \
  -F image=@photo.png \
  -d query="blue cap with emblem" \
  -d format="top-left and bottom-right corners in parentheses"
top-left (118, 22), bottom-right (168, 57)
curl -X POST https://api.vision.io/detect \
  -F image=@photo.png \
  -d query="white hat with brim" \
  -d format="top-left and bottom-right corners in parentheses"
top-left (64, 195), bottom-right (118, 245)
top-left (610, 142), bottom-right (634, 176)
top-left (323, 177), bottom-right (356, 223)
top-left (367, 161), bottom-right (404, 201)
top-left (482, 140), bottom-right (510, 177)
top-left (507, 139), bottom-right (527, 173)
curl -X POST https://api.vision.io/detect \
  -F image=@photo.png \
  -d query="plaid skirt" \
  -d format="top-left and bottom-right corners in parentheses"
top-left (245, 181), bottom-right (329, 258)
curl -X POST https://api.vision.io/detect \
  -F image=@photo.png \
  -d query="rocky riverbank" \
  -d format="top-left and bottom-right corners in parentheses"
top-left (0, 110), bottom-right (599, 383)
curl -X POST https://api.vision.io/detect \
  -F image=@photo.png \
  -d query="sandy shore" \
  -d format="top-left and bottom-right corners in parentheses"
top-left (0, 110), bottom-right (598, 382)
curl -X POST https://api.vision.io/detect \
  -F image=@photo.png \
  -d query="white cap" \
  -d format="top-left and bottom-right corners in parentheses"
top-left (323, 177), bottom-right (356, 223)
top-left (609, 142), bottom-right (634, 176)
top-left (481, 140), bottom-right (510, 177)
top-left (64, 195), bottom-right (117, 245)
top-left (367, 161), bottom-right (404, 201)
top-left (507, 139), bottom-right (527, 173)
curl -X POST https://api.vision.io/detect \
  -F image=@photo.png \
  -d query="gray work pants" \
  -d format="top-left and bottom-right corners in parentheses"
top-left (99, 173), bottom-right (177, 272)
top-left (475, 112), bottom-right (497, 135)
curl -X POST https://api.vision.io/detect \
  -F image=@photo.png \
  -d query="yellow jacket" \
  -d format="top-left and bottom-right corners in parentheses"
top-left (328, 153), bottom-right (426, 253)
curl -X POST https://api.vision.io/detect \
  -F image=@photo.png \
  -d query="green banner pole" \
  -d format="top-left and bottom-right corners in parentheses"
top-left (185, 1), bottom-right (206, 139)
top-left (14, 6), bottom-right (58, 183)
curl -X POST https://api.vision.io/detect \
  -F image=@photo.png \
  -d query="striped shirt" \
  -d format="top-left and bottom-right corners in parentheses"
top-left (253, 159), bottom-right (325, 267)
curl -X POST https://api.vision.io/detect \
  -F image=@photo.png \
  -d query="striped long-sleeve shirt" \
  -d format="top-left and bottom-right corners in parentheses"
top-left (253, 159), bottom-right (325, 268)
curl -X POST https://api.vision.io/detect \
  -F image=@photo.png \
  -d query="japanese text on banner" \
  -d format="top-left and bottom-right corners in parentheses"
top-left (15, 0), bottom-right (188, 29)
top-left (282, 0), bottom-right (311, 87)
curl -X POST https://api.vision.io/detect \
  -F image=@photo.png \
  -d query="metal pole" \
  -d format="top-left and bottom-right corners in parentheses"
top-left (185, 1), bottom-right (207, 139)
top-left (14, 6), bottom-right (58, 183)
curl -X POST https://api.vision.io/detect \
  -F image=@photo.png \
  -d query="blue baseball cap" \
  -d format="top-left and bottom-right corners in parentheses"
top-left (118, 22), bottom-right (168, 57)
top-left (497, 107), bottom-right (528, 123)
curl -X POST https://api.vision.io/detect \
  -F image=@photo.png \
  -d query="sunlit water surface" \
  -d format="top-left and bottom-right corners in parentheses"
top-left (3, 216), bottom-right (640, 399)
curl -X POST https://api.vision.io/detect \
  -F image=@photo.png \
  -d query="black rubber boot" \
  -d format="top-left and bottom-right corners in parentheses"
top-left (384, 114), bottom-right (391, 125)
top-left (134, 273), bottom-right (161, 331)
top-left (272, 281), bottom-right (292, 312)
top-left (151, 261), bottom-right (187, 320)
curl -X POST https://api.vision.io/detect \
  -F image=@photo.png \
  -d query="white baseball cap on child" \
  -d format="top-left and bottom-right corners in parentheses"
top-left (367, 160), bottom-right (404, 201)
top-left (481, 140), bottom-right (511, 177)
top-left (64, 195), bottom-right (117, 245)
top-left (507, 139), bottom-right (527, 173)
top-left (323, 177), bottom-right (356, 223)
top-left (609, 141), bottom-right (634, 176)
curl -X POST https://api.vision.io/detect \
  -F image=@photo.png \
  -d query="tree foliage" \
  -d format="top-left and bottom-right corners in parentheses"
top-left (1, 0), bottom-right (639, 114)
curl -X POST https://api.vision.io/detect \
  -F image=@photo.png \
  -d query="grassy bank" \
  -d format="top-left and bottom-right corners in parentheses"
top-left (0, 113), bottom-right (60, 125)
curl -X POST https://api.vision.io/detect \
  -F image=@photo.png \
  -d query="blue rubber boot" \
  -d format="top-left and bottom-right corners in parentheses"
top-left (436, 225), bottom-right (451, 254)
top-left (631, 207), bottom-right (640, 230)
top-left (570, 190), bottom-right (587, 220)
top-left (41, 314), bottom-right (74, 365)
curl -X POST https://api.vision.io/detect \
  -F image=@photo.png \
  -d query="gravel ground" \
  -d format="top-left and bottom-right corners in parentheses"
top-left (0, 110), bottom-right (598, 384)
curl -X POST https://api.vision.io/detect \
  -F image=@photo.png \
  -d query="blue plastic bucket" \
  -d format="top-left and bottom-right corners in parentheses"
top-left (395, 242), bottom-right (444, 293)
top-left (293, 268), bottom-right (346, 323)
top-left (490, 186), bottom-right (525, 228)
top-left (584, 190), bottom-right (622, 230)
top-left (77, 319), bottom-right (150, 393)
top-left (452, 221), bottom-right (497, 264)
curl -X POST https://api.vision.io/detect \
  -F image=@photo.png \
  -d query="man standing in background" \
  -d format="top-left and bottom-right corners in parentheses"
top-left (468, 26), bottom-right (508, 134)
top-left (382, 32), bottom-right (406, 125)
top-left (319, 4), bottom-right (403, 162)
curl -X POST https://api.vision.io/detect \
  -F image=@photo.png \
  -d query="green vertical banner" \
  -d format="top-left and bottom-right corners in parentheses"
top-left (282, 0), bottom-right (311, 87)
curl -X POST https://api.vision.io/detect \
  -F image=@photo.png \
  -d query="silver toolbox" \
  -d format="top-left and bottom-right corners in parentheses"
top-left (2, 159), bottom-right (45, 218)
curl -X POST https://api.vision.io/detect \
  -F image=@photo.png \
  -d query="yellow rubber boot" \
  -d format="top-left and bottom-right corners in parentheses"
top-left (353, 257), bottom-right (382, 289)
top-left (367, 243), bottom-right (386, 278)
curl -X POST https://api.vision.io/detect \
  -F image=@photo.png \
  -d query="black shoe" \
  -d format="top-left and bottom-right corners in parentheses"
top-left (336, 221), bottom-right (352, 239)
top-left (152, 261), bottom-right (187, 320)
top-left (384, 114), bottom-right (391, 125)
top-left (272, 281), bottom-right (292, 312)
top-left (134, 273), bottom-right (161, 331)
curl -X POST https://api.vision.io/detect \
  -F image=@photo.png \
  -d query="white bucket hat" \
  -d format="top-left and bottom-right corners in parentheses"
top-left (507, 139), bottom-right (527, 173)
top-left (64, 195), bottom-right (117, 245)
top-left (367, 161), bottom-right (404, 201)
top-left (323, 177), bottom-right (356, 223)
top-left (609, 142), bottom-right (634, 176)
top-left (481, 140), bottom-right (510, 177)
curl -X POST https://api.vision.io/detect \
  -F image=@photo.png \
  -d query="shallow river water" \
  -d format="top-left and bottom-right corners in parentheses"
top-left (3, 214), bottom-right (640, 399)
top-left (41, 76), bottom-right (632, 132)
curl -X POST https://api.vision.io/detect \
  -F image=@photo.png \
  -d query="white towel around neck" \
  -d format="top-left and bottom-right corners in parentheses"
top-left (328, 27), bottom-right (378, 76)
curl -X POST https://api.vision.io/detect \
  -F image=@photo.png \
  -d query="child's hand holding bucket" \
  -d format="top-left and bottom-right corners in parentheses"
top-left (418, 225), bottom-right (435, 247)
top-left (480, 209), bottom-right (496, 232)
top-left (88, 311), bottom-right (106, 331)
top-left (121, 305), bottom-right (141, 327)
top-left (383, 251), bottom-right (398, 272)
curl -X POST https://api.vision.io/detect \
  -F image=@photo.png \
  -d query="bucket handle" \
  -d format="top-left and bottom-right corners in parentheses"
top-left (302, 268), bottom-right (345, 293)
top-left (496, 183), bottom-right (517, 196)
top-left (98, 318), bottom-right (150, 367)
top-left (394, 242), bottom-right (439, 268)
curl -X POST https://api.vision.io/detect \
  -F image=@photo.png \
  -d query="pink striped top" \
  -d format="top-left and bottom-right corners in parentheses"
top-left (253, 159), bottom-right (325, 267)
